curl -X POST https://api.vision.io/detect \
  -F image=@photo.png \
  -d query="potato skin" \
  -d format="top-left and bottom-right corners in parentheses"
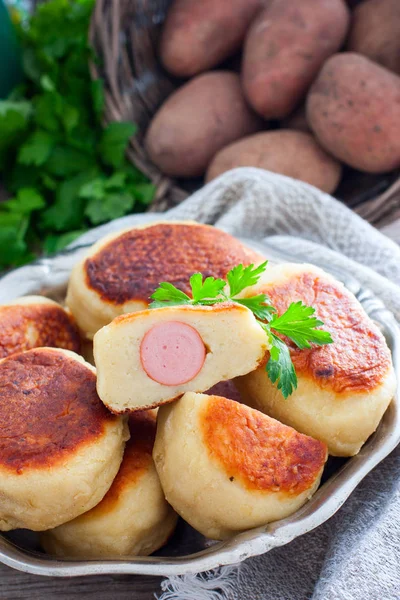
top-left (160, 0), bottom-right (263, 77)
top-left (206, 130), bottom-right (342, 194)
top-left (145, 72), bottom-right (262, 178)
top-left (347, 0), bottom-right (400, 75)
top-left (306, 53), bottom-right (400, 173)
top-left (242, 0), bottom-right (350, 119)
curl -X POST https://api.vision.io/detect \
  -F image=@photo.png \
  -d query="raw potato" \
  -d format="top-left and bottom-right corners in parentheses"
top-left (307, 53), bottom-right (400, 173)
top-left (347, 0), bottom-right (400, 75)
top-left (242, 0), bottom-right (350, 119)
top-left (160, 0), bottom-right (263, 77)
top-left (145, 72), bottom-right (262, 178)
top-left (206, 131), bottom-right (342, 194)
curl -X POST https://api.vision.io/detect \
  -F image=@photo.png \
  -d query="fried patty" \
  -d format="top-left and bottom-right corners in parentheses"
top-left (0, 297), bottom-right (80, 359)
top-left (0, 348), bottom-right (116, 473)
top-left (84, 222), bottom-right (262, 305)
top-left (259, 268), bottom-right (392, 394)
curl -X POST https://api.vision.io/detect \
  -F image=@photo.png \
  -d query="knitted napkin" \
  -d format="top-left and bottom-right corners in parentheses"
top-left (155, 168), bottom-right (400, 600)
top-left (72, 167), bottom-right (400, 600)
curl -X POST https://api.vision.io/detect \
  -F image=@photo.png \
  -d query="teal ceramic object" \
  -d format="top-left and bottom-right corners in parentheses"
top-left (0, 0), bottom-right (22, 98)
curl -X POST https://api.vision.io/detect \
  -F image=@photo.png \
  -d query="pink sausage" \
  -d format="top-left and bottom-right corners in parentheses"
top-left (140, 321), bottom-right (206, 386)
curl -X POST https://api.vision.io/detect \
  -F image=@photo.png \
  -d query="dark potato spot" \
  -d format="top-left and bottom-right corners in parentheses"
top-left (315, 366), bottom-right (335, 378)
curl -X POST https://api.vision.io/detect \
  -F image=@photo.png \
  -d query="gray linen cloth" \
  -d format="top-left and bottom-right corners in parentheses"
top-left (150, 169), bottom-right (399, 600)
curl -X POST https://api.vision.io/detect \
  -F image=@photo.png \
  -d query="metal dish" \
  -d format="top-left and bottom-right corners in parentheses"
top-left (0, 214), bottom-right (398, 578)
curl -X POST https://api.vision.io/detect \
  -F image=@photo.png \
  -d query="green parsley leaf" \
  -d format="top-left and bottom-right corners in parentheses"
top-left (235, 294), bottom-right (276, 322)
top-left (17, 130), bottom-right (55, 166)
top-left (227, 261), bottom-right (268, 297)
top-left (99, 122), bottom-right (137, 169)
top-left (45, 145), bottom-right (95, 177)
top-left (0, 101), bottom-right (32, 167)
top-left (7, 164), bottom-right (41, 192)
top-left (0, 211), bottom-right (26, 228)
top-left (190, 273), bottom-right (226, 303)
top-left (91, 79), bottom-right (104, 120)
top-left (263, 328), bottom-right (298, 399)
top-left (40, 74), bottom-right (55, 92)
top-left (0, 219), bottom-right (30, 268)
top-left (43, 229), bottom-right (87, 255)
top-left (62, 104), bottom-right (79, 133)
top-left (150, 283), bottom-right (191, 308)
top-left (3, 188), bottom-right (45, 214)
top-left (104, 171), bottom-right (126, 190)
top-left (269, 301), bottom-right (334, 349)
top-left (34, 93), bottom-right (59, 132)
top-left (22, 47), bottom-right (42, 84)
top-left (41, 173), bottom-right (57, 191)
top-left (131, 183), bottom-right (157, 205)
top-left (84, 192), bottom-right (135, 225)
top-left (79, 178), bottom-right (105, 200)
top-left (40, 170), bottom-right (98, 231)
top-left (0, 100), bottom-right (32, 120)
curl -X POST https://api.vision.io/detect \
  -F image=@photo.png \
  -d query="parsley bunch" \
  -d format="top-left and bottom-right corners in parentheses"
top-left (150, 261), bottom-right (333, 398)
top-left (0, 0), bottom-right (155, 269)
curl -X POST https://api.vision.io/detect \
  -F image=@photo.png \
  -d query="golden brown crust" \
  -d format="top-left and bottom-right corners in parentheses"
top-left (111, 301), bottom-right (247, 328)
top-left (103, 393), bottom-right (184, 415)
top-left (0, 304), bottom-right (81, 359)
top-left (90, 411), bottom-right (156, 515)
top-left (263, 271), bottom-right (392, 393)
top-left (0, 349), bottom-right (117, 473)
top-left (201, 396), bottom-right (326, 494)
top-left (84, 223), bottom-right (261, 305)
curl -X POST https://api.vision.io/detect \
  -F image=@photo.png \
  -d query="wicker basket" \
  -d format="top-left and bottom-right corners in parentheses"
top-left (89, 0), bottom-right (400, 226)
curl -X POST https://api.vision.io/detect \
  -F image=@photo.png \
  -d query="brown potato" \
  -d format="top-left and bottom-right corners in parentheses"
top-left (160, 0), bottom-right (263, 77)
top-left (206, 130), bottom-right (342, 194)
top-left (306, 53), bottom-right (400, 173)
top-left (242, 0), bottom-right (350, 119)
top-left (347, 0), bottom-right (400, 75)
top-left (145, 72), bottom-right (262, 178)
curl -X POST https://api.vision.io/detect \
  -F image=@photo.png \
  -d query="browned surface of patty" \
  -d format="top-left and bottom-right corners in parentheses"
top-left (87, 411), bottom-right (156, 516)
top-left (84, 223), bottom-right (261, 305)
top-left (0, 349), bottom-right (116, 474)
top-left (262, 271), bottom-right (392, 393)
top-left (0, 304), bottom-right (81, 359)
top-left (112, 300), bottom-right (249, 327)
top-left (201, 396), bottom-right (326, 494)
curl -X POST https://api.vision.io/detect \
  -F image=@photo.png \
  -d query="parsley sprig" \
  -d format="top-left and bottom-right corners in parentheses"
top-left (150, 261), bottom-right (333, 398)
top-left (0, 0), bottom-right (155, 269)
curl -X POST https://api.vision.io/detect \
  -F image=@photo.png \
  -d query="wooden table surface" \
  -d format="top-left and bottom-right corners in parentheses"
top-left (0, 218), bottom-right (399, 600)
